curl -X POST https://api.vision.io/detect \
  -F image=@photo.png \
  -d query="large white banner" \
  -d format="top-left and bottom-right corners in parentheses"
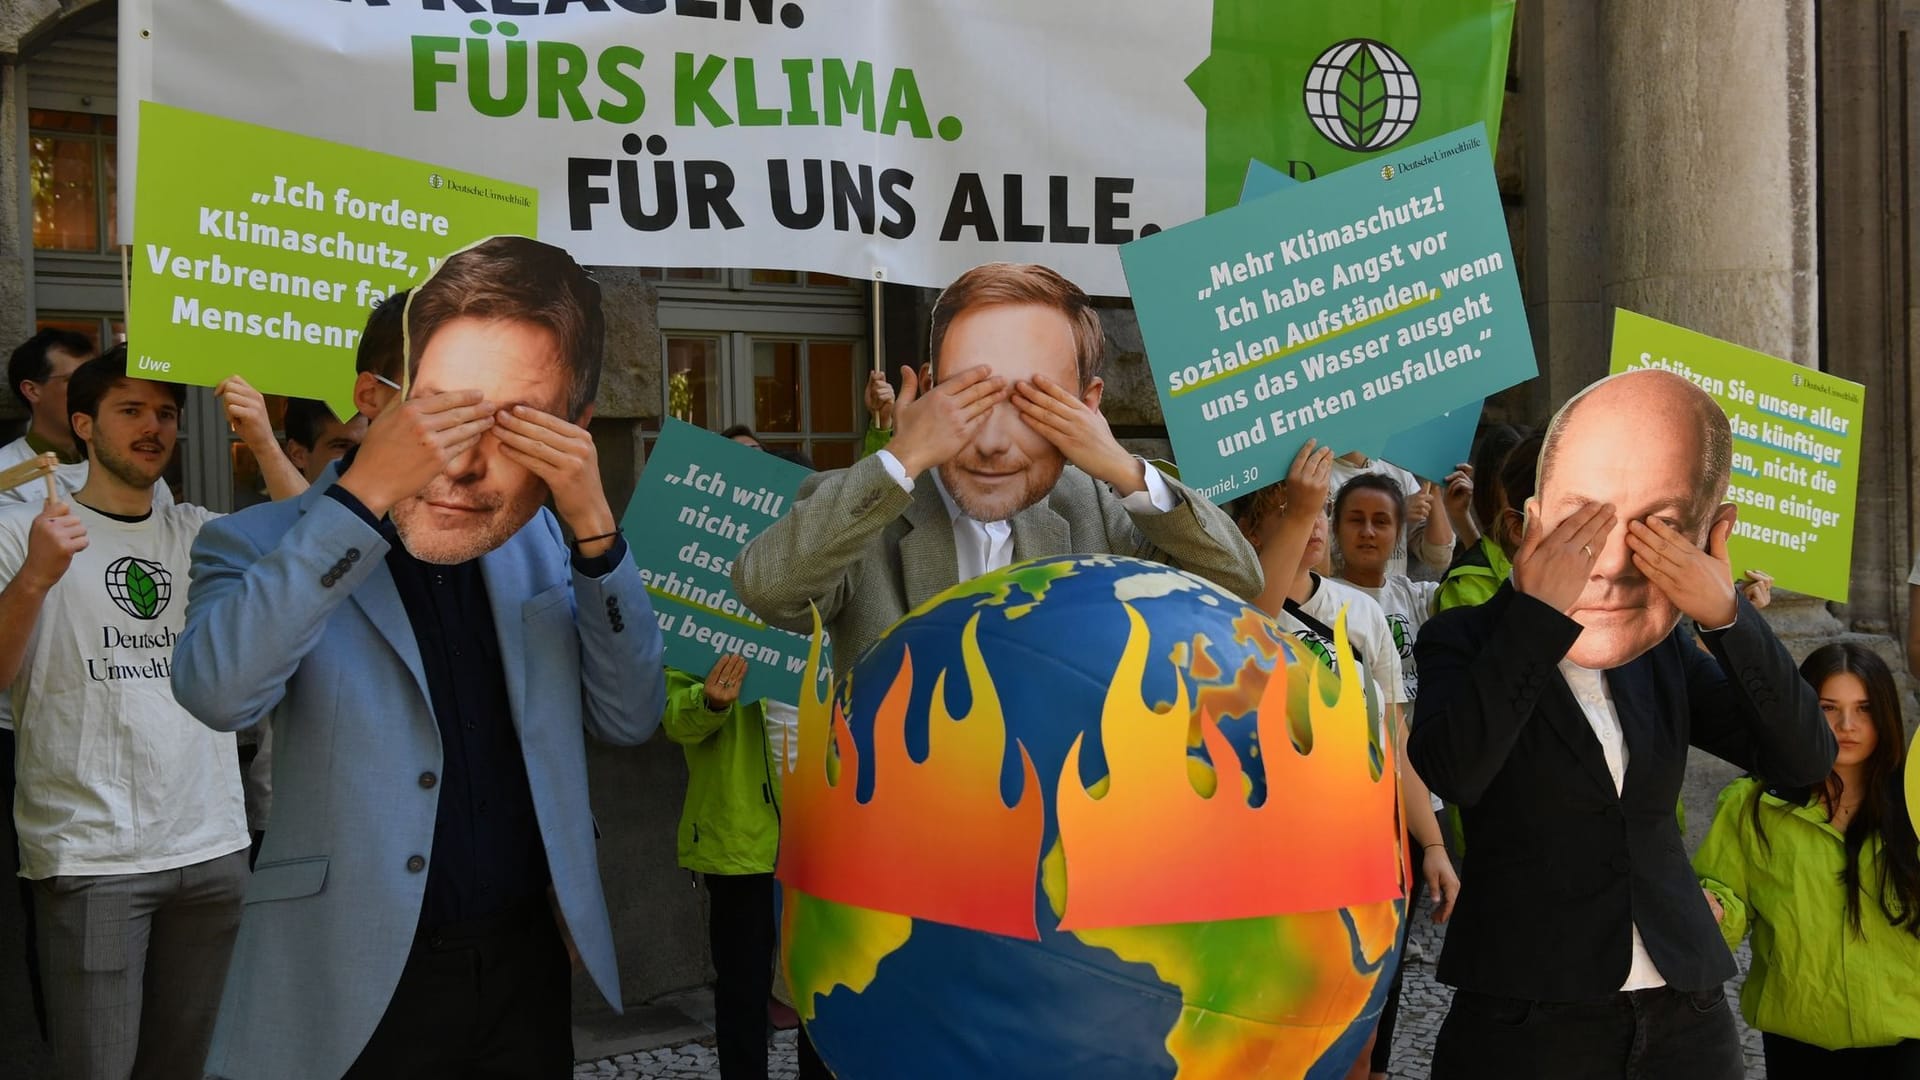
top-left (120, 0), bottom-right (1211, 294)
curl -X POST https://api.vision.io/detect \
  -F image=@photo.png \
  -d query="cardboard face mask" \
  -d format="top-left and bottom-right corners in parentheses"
top-left (391, 235), bottom-right (603, 564)
top-left (1533, 368), bottom-right (1733, 669)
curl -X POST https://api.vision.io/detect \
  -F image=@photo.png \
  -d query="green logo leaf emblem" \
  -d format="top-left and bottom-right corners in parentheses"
top-left (1339, 45), bottom-right (1387, 148)
top-left (103, 556), bottom-right (171, 621)
top-left (1301, 38), bottom-right (1423, 153)
top-left (126, 560), bottom-right (159, 619)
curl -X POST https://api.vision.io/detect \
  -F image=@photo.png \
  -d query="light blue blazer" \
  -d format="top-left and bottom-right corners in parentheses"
top-left (172, 473), bottom-right (664, 1080)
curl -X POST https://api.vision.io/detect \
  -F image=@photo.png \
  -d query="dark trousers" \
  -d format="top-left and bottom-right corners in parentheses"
top-left (707, 873), bottom-right (775, 1080)
top-left (1369, 888), bottom-right (1421, 1074)
top-left (1, 728), bottom-right (49, 1041)
top-left (1432, 985), bottom-right (1743, 1080)
top-left (1762, 1032), bottom-right (1920, 1079)
top-left (344, 901), bottom-right (572, 1079)
top-left (796, 1028), bottom-right (831, 1079)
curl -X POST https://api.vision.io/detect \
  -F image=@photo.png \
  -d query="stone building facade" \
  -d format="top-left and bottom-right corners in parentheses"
top-left (0, 0), bottom-right (1915, 1060)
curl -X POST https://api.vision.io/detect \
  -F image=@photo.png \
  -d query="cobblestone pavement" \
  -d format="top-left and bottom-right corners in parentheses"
top-left (577, 902), bottom-right (1768, 1079)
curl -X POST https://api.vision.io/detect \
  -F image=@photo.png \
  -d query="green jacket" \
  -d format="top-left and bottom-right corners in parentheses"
top-left (861, 424), bottom-right (893, 459)
top-left (1695, 776), bottom-right (1920, 1050)
top-left (1434, 535), bottom-right (1511, 613)
top-left (662, 668), bottom-right (781, 876)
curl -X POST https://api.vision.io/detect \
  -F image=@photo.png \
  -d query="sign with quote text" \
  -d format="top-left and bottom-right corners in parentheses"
top-left (1123, 123), bottom-right (1533, 503)
top-left (130, 102), bottom-right (537, 420)
top-left (1241, 159), bottom-right (1485, 482)
top-left (1609, 310), bottom-right (1862, 602)
top-left (624, 419), bottom-right (829, 704)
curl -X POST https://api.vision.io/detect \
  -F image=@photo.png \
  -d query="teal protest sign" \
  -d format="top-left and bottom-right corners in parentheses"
top-left (1241, 160), bottom-right (1484, 481)
top-left (624, 419), bottom-right (829, 704)
top-left (131, 102), bottom-right (537, 420)
top-left (1123, 123), bottom-right (1532, 503)
top-left (1608, 310), bottom-right (1863, 602)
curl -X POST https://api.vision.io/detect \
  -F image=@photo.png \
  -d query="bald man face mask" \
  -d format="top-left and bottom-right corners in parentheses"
top-left (1534, 369), bottom-right (1734, 669)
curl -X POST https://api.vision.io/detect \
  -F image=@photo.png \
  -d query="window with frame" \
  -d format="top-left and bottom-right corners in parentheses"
top-left (648, 269), bottom-right (873, 470)
top-left (29, 109), bottom-right (117, 253)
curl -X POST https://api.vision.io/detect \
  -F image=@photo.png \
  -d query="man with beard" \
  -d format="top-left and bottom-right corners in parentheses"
top-left (733, 262), bottom-right (1261, 674)
top-left (172, 237), bottom-right (666, 1080)
top-left (1408, 369), bottom-right (1834, 1080)
top-left (0, 349), bottom-right (257, 1080)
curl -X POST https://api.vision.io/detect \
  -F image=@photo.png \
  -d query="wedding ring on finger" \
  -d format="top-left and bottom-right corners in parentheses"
top-left (1582, 544), bottom-right (1594, 559)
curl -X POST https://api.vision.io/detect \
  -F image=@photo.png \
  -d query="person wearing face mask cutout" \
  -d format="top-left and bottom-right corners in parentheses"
top-left (1409, 369), bottom-right (1833, 1080)
top-left (732, 261), bottom-right (1261, 676)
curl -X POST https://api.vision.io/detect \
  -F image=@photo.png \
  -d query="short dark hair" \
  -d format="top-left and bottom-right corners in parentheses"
top-left (1333, 473), bottom-right (1406, 527)
top-left (283, 398), bottom-right (341, 450)
top-left (9, 329), bottom-right (94, 407)
top-left (1468, 423), bottom-right (1528, 536)
top-left (356, 289), bottom-right (410, 380)
top-left (929, 263), bottom-right (1104, 390)
top-left (769, 445), bottom-right (814, 470)
top-left (1499, 432), bottom-right (1546, 513)
top-left (720, 424), bottom-right (760, 445)
top-left (66, 346), bottom-right (185, 455)
top-left (405, 237), bottom-right (602, 418)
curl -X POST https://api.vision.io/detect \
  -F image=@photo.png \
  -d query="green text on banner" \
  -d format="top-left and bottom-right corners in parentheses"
top-left (1608, 310), bottom-right (1863, 603)
top-left (624, 419), bottom-right (829, 705)
top-left (1121, 123), bottom-right (1535, 504)
top-left (130, 102), bottom-right (537, 420)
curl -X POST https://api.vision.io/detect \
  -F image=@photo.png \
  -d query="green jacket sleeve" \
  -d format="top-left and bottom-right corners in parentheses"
top-left (860, 424), bottom-right (894, 460)
top-left (662, 667), bottom-right (733, 746)
top-left (1693, 778), bottom-right (1757, 950)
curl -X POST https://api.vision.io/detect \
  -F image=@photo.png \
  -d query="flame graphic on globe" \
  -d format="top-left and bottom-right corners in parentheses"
top-left (777, 555), bottom-right (1407, 1079)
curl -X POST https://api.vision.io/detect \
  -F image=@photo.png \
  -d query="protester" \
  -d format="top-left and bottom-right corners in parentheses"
top-left (172, 237), bottom-right (667, 1079)
top-left (1410, 369), bottom-right (1835, 1080)
top-left (1228, 449), bottom-right (1458, 1080)
top-left (863, 368), bottom-right (895, 457)
top-left (664, 655), bottom-right (786, 1080)
top-left (1434, 426), bottom-right (1533, 613)
top-left (1326, 470), bottom-right (1454, 1080)
top-left (1328, 451), bottom-right (1454, 579)
top-left (281, 398), bottom-right (368, 484)
top-left (0, 349), bottom-right (284, 1080)
top-left (1334, 474), bottom-right (1439, 703)
top-left (723, 425), bottom-right (764, 450)
top-left (734, 261), bottom-right (1261, 674)
top-left (1693, 643), bottom-right (1920, 1077)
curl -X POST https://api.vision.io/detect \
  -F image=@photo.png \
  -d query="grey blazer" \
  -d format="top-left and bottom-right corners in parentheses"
top-left (732, 453), bottom-right (1263, 676)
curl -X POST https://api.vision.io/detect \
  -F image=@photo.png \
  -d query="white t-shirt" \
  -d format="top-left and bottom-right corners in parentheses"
top-left (1343, 576), bottom-right (1439, 703)
top-left (0, 500), bottom-right (248, 878)
top-left (0, 436), bottom-right (174, 733)
top-left (763, 699), bottom-right (800, 770)
top-left (1278, 573), bottom-right (1408, 711)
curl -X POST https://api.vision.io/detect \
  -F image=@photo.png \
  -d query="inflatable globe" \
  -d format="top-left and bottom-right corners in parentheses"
top-left (777, 554), bottom-right (1406, 1079)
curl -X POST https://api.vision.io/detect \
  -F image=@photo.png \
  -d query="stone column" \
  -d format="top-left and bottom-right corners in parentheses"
top-left (1592, 1), bottom-right (1837, 640)
top-left (1596, 0), bottom-right (1819, 366)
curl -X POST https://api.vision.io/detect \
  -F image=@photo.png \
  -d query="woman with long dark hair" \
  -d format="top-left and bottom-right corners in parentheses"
top-left (1695, 642), bottom-right (1920, 1077)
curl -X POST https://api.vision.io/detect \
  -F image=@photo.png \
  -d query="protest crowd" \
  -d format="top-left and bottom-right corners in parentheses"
top-left (2, 3), bottom-right (1917, 1079)
top-left (0, 244), bottom-right (1913, 1080)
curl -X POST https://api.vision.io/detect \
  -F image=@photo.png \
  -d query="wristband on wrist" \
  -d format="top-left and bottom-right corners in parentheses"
top-left (572, 528), bottom-right (619, 549)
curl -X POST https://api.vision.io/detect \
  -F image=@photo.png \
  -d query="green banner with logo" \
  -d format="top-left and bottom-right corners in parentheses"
top-left (1188, 0), bottom-right (1516, 212)
top-left (1609, 310), bottom-right (1864, 603)
top-left (130, 102), bottom-right (537, 420)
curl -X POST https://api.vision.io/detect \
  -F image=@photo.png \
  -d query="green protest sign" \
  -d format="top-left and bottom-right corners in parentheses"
top-left (130, 102), bottom-right (537, 420)
top-left (1609, 310), bottom-right (1863, 602)
top-left (624, 419), bottom-right (830, 705)
top-left (1188, 0), bottom-right (1516, 212)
